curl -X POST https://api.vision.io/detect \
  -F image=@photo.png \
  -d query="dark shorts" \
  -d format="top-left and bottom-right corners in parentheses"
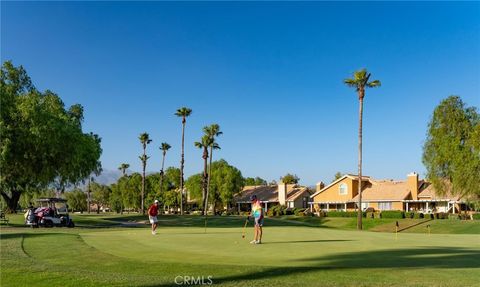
top-left (254, 217), bottom-right (264, 227)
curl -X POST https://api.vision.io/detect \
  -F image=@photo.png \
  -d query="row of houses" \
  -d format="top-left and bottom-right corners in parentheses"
top-left (233, 172), bottom-right (470, 214)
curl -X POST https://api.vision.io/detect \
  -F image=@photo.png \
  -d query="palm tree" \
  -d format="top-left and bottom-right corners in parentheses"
top-left (344, 68), bottom-right (381, 230)
top-left (118, 163), bottom-right (130, 177)
top-left (159, 142), bottom-right (171, 195)
top-left (175, 107), bottom-right (192, 215)
top-left (117, 163), bottom-right (130, 214)
top-left (195, 135), bottom-right (212, 215)
top-left (203, 124), bottom-right (222, 215)
top-left (139, 132), bottom-right (152, 215)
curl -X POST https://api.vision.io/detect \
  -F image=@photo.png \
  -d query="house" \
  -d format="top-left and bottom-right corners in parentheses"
top-left (234, 182), bottom-right (312, 212)
top-left (309, 172), bottom-right (468, 213)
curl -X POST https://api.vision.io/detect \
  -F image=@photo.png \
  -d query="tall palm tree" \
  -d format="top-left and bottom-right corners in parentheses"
top-left (139, 132), bottom-right (152, 215)
top-left (118, 163), bottom-right (130, 177)
top-left (344, 68), bottom-right (381, 230)
top-left (159, 142), bottom-right (171, 195)
top-left (203, 124), bottom-right (222, 215)
top-left (117, 163), bottom-right (129, 214)
top-left (194, 135), bottom-right (213, 215)
top-left (175, 107), bottom-right (192, 215)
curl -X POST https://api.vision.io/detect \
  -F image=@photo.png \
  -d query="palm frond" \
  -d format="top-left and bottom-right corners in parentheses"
top-left (160, 142), bottom-right (171, 151)
top-left (175, 107), bottom-right (192, 117)
top-left (367, 80), bottom-right (381, 88)
top-left (344, 78), bottom-right (358, 87)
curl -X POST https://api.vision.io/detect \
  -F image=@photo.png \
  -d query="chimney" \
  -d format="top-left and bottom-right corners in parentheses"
top-left (278, 181), bottom-right (287, 206)
top-left (316, 181), bottom-right (325, 192)
top-left (407, 172), bottom-right (419, 200)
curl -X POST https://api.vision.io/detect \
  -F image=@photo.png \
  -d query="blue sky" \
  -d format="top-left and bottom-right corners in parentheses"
top-left (2, 1), bottom-right (479, 185)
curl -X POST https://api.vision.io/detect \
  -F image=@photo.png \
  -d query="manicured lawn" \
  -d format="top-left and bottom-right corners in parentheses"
top-left (1, 215), bottom-right (479, 286)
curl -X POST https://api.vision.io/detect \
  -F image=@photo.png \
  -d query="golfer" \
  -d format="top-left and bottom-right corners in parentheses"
top-left (148, 199), bottom-right (159, 235)
top-left (249, 194), bottom-right (264, 244)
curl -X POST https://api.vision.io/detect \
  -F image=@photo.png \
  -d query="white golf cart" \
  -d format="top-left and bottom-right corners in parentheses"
top-left (25, 198), bottom-right (75, 228)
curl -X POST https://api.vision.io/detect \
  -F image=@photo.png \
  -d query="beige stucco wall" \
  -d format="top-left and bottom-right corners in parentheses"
top-left (312, 177), bottom-right (369, 203)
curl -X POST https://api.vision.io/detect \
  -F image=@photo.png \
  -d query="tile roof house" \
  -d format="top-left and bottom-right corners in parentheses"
top-left (310, 172), bottom-right (468, 213)
top-left (234, 182), bottom-right (312, 212)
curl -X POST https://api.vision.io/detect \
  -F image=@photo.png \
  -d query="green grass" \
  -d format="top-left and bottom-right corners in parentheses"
top-left (1, 215), bottom-right (479, 286)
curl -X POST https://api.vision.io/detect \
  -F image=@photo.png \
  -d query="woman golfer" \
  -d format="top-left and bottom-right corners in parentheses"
top-left (148, 200), bottom-right (159, 235)
top-left (249, 195), bottom-right (264, 244)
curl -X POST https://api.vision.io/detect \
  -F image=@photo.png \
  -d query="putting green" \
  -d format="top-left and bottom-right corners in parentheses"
top-left (80, 226), bottom-right (480, 267)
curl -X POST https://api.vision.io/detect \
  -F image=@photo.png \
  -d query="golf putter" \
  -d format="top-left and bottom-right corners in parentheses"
top-left (241, 218), bottom-right (249, 239)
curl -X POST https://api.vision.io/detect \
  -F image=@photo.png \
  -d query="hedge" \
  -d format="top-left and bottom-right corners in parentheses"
top-left (380, 211), bottom-right (405, 219)
top-left (326, 211), bottom-right (358, 217)
top-left (434, 212), bottom-right (448, 219)
top-left (472, 213), bottom-right (480, 220)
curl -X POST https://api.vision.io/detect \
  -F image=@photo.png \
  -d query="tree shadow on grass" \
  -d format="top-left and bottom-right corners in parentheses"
top-left (263, 239), bottom-right (352, 244)
top-left (140, 247), bottom-right (480, 287)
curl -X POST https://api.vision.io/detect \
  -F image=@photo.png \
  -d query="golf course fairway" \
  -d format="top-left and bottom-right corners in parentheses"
top-left (2, 215), bottom-right (479, 287)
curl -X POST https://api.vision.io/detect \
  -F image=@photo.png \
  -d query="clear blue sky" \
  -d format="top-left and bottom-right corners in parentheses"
top-left (2, 1), bottom-right (479, 185)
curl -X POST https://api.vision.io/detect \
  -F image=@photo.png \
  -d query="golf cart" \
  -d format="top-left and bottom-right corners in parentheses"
top-left (25, 198), bottom-right (75, 228)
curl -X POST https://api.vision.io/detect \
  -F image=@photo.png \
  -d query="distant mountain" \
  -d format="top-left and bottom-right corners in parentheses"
top-left (93, 169), bottom-right (124, 185)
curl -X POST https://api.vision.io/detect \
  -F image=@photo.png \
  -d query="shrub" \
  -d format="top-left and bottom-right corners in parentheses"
top-left (285, 208), bottom-right (294, 215)
top-left (380, 211), bottom-right (405, 219)
top-left (327, 211), bottom-right (358, 217)
top-left (267, 205), bottom-right (286, 216)
top-left (405, 212), bottom-right (415, 219)
top-left (303, 209), bottom-right (314, 217)
top-left (434, 212), bottom-right (448, 219)
top-left (294, 208), bottom-right (307, 216)
top-left (472, 213), bottom-right (480, 220)
top-left (413, 212), bottom-right (424, 219)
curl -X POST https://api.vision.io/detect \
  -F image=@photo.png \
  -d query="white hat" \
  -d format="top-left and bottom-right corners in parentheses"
top-left (154, 200), bottom-right (159, 203)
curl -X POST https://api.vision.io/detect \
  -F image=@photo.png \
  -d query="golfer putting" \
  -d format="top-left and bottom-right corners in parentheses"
top-left (248, 194), bottom-right (264, 244)
top-left (148, 199), bottom-right (159, 235)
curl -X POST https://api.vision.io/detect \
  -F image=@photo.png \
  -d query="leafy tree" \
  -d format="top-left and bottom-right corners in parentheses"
top-left (122, 173), bottom-right (142, 212)
top-left (163, 167), bottom-right (181, 192)
top-left (185, 173), bottom-right (203, 205)
top-left (344, 68), bottom-right (381, 230)
top-left (185, 160), bottom-right (243, 213)
top-left (422, 96), bottom-right (480, 201)
top-left (91, 183), bottom-right (111, 213)
top-left (280, 173), bottom-right (300, 184)
top-left (109, 183), bottom-right (123, 213)
top-left (159, 142), bottom-right (171, 194)
top-left (203, 124), bottom-right (222, 215)
top-left (139, 132), bottom-right (152, 214)
top-left (65, 189), bottom-right (87, 213)
top-left (209, 159), bottom-right (244, 213)
top-left (332, 172), bottom-right (344, 182)
top-left (244, 177), bottom-right (267, 186)
top-left (118, 163), bottom-right (130, 176)
top-left (0, 61), bottom-right (102, 213)
top-left (175, 107), bottom-right (192, 215)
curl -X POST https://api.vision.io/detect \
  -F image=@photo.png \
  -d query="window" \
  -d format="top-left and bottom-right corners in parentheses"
top-left (339, 183), bottom-right (348, 195)
top-left (378, 202), bottom-right (393, 210)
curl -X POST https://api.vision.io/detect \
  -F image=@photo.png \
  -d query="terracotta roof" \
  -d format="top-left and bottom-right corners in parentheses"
top-left (418, 182), bottom-right (462, 201)
top-left (234, 185), bottom-right (309, 203)
top-left (286, 187), bottom-right (311, 202)
top-left (350, 181), bottom-right (410, 202)
top-left (234, 185), bottom-right (278, 202)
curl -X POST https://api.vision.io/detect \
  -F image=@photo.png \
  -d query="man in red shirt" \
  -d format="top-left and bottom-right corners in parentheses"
top-left (148, 200), bottom-right (159, 235)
